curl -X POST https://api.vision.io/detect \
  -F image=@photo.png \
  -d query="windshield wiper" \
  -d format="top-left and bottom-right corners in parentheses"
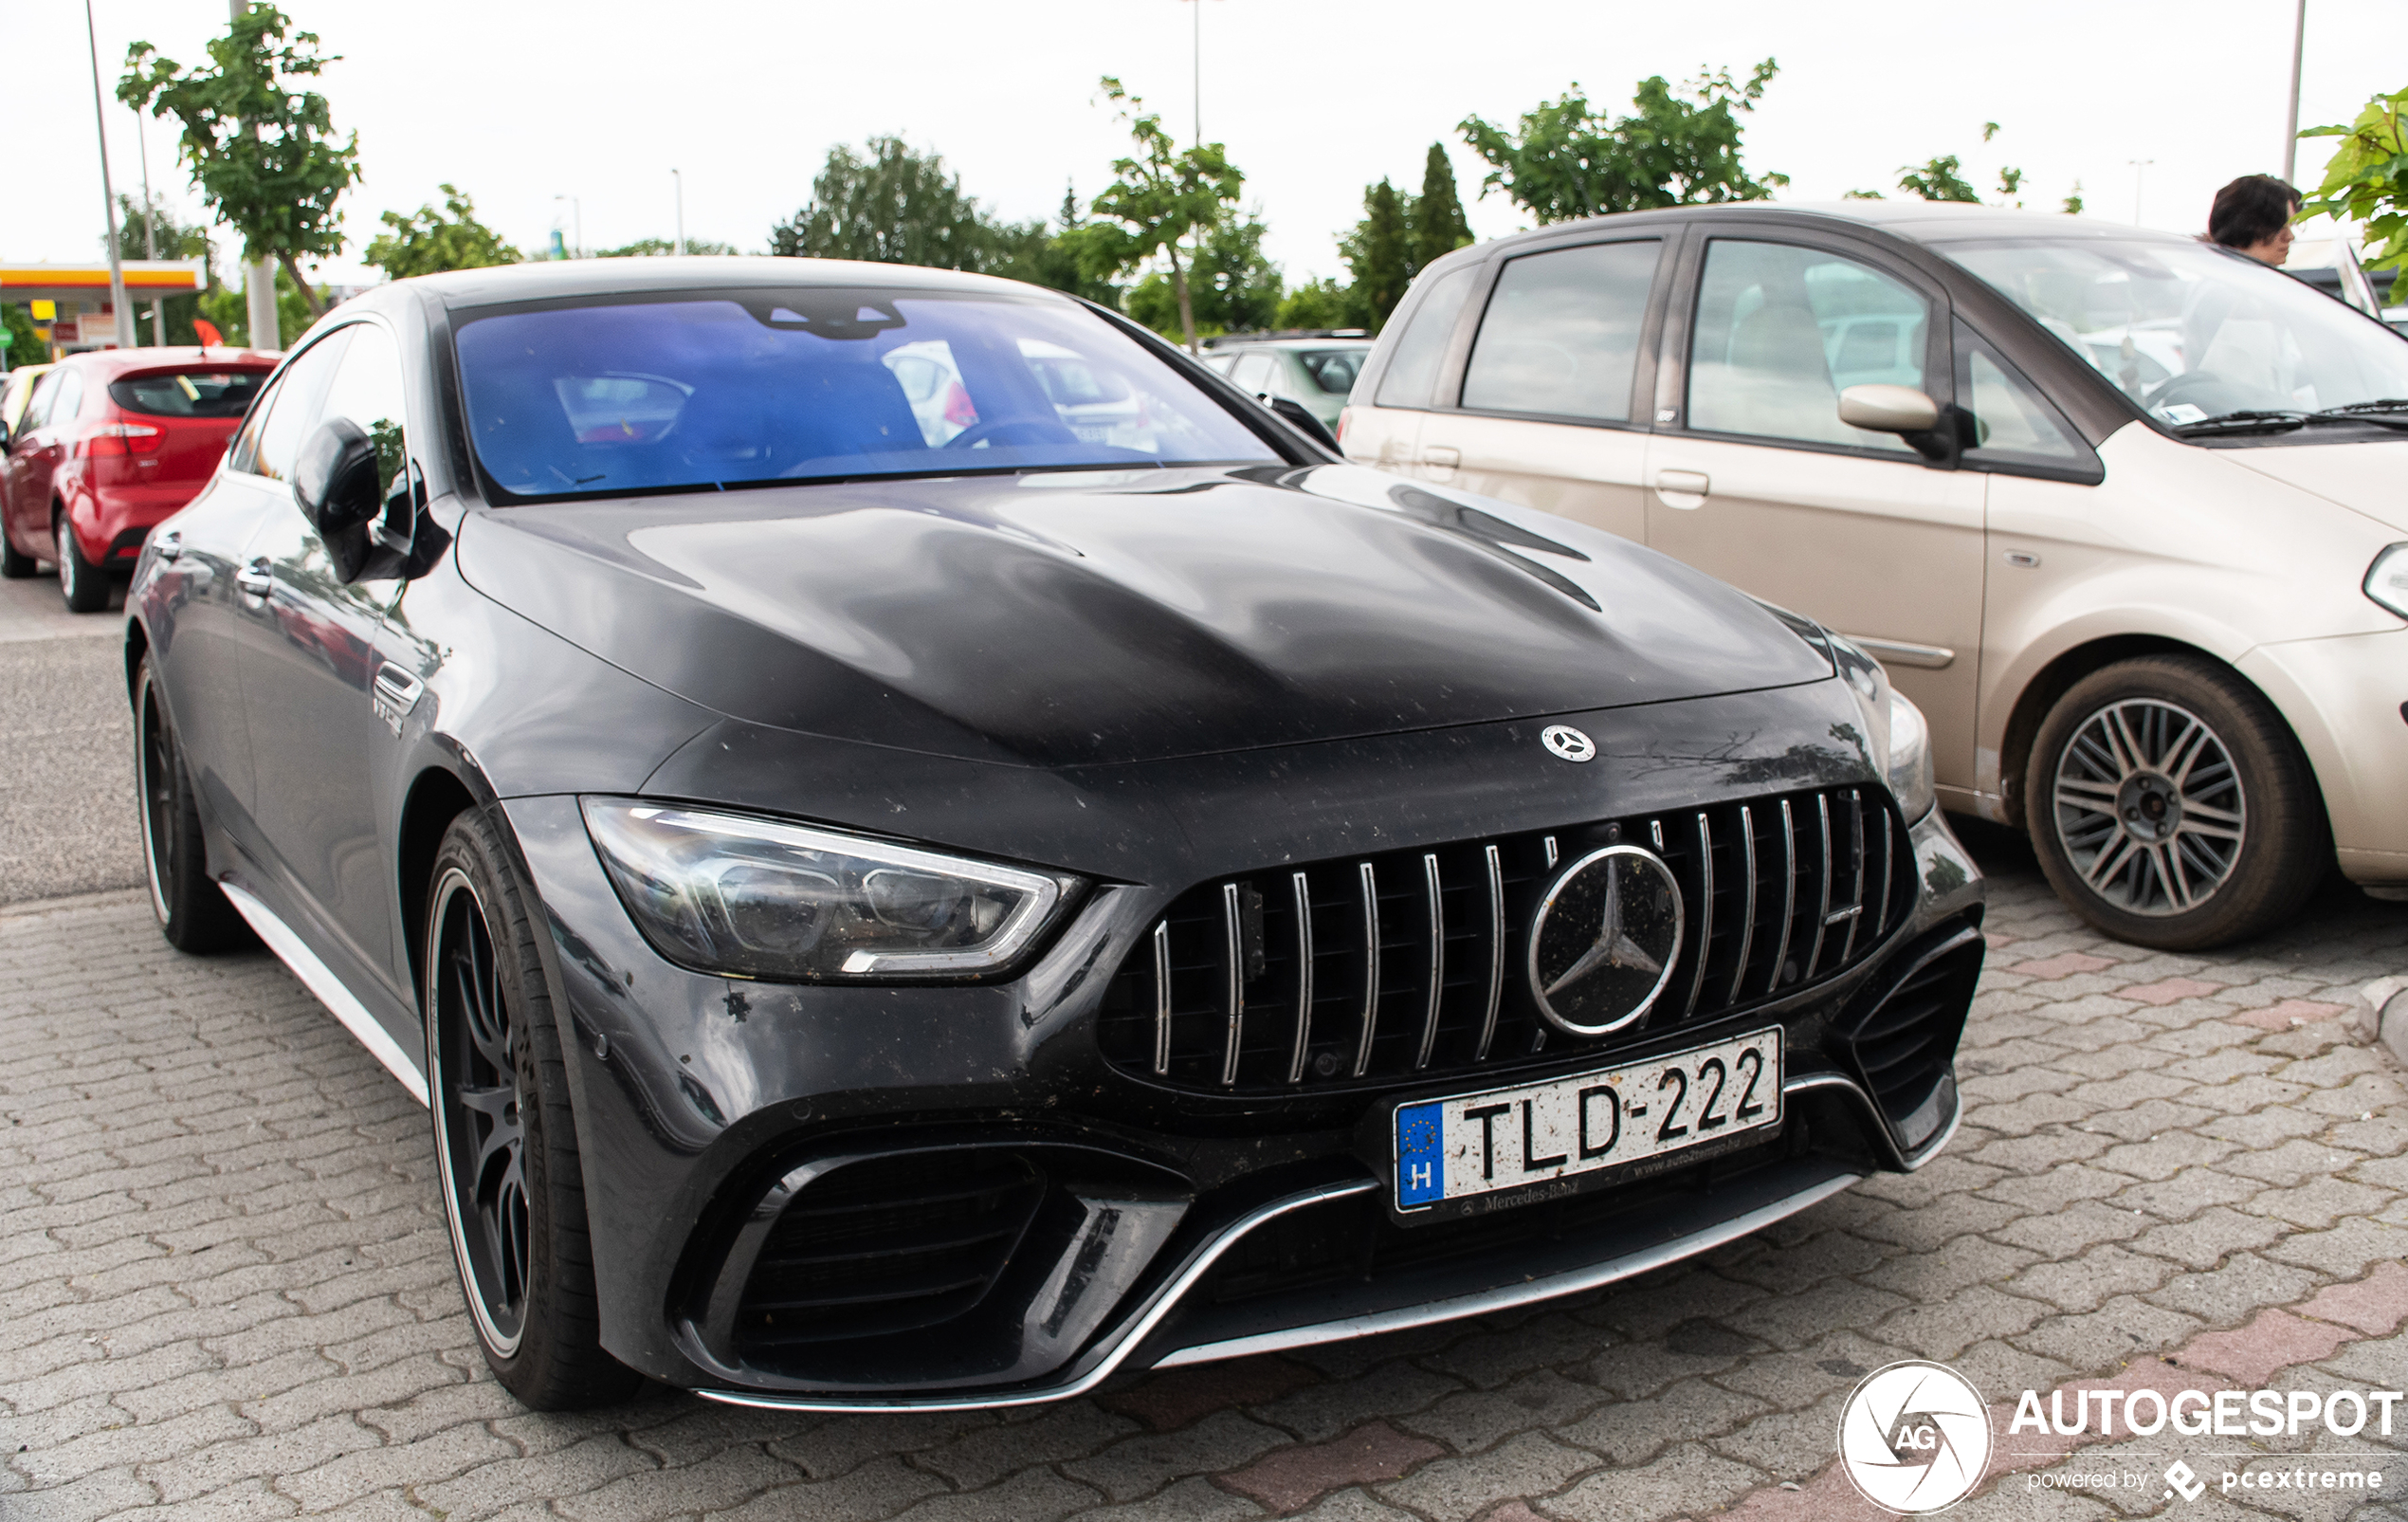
top-left (2167, 410), bottom-right (2308, 436)
top-left (2308, 398), bottom-right (2408, 431)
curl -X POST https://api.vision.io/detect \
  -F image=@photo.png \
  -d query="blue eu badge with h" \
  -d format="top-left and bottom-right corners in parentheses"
top-left (1396, 1102), bottom-right (1444, 1207)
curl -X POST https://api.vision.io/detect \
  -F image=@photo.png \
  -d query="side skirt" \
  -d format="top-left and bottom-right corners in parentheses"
top-left (219, 878), bottom-right (430, 1107)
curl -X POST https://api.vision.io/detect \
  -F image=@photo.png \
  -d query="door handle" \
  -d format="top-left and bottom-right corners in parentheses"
top-left (1652, 469), bottom-right (1711, 509)
top-left (1420, 446), bottom-right (1461, 468)
top-left (372, 661), bottom-right (426, 728)
top-left (152, 530), bottom-right (183, 561)
top-left (235, 559), bottom-right (272, 600)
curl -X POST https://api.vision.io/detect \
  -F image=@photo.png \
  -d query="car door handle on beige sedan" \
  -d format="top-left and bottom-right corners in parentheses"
top-left (1653, 469), bottom-right (1711, 509)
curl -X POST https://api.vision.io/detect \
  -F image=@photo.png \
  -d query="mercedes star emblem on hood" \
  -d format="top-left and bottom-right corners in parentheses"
top-left (1541, 724), bottom-right (1596, 762)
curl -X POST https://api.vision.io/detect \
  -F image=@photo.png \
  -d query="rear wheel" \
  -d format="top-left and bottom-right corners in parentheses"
top-left (134, 656), bottom-right (254, 953)
top-left (58, 515), bottom-right (106, 613)
top-left (426, 810), bottom-right (638, 1410)
top-left (2026, 655), bottom-right (2326, 949)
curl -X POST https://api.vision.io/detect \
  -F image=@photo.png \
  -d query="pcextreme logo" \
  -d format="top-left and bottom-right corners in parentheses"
top-left (1838, 1361), bottom-right (1993, 1514)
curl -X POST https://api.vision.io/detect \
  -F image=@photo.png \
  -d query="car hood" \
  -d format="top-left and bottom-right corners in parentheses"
top-left (2222, 437), bottom-right (2408, 533)
top-left (453, 464), bottom-right (1833, 768)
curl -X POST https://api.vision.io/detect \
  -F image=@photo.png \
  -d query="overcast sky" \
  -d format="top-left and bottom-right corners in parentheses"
top-left (8, 0), bottom-right (2397, 290)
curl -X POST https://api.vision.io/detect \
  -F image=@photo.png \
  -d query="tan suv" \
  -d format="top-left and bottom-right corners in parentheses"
top-left (1341, 203), bottom-right (2408, 949)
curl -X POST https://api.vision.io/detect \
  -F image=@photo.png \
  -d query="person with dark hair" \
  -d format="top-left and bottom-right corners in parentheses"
top-left (2207, 174), bottom-right (2303, 265)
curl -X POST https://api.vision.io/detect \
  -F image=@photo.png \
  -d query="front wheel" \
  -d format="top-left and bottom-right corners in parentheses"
top-left (426, 810), bottom-right (639, 1410)
top-left (58, 516), bottom-right (107, 613)
top-left (2025, 655), bottom-right (2326, 950)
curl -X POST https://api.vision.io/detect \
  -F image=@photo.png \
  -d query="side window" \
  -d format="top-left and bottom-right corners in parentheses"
top-left (314, 324), bottom-right (410, 517)
top-left (1954, 321), bottom-right (2092, 473)
top-left (46, 371), bottom-right (85, 428)
top-left (1461, 239), bottom-right (1661, 423)
top-left (1231, 353), bottom-right (1276, 394)
top-left (19, 372), bottom-right (61, 432)
top-left (246, 328), bottom-right (355, 482)
top-left (1687, 241), bottom-right (1932, 452)
top-left (1375, 264), bottom-right (1477, 409)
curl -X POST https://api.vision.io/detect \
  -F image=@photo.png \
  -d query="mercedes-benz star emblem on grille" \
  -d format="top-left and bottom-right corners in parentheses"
top-left (1541, 724), bottom-right (1596, 762)
top-left (1527, 845), bottom-right (1684, 1036)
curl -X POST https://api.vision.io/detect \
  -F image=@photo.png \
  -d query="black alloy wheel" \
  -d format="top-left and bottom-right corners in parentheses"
top-left (2026, 654), bottom-right (2327, 950)
top-left (58, 514), bottom-right (106, 613)
top-left (425, 811), bottom-right (637, 1409)
top-left (133, 655), bottom-right (253, 953)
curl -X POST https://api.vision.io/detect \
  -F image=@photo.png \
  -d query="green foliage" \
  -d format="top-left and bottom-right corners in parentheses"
top-left (2, 305), bottom-right (42, 368)
top-left (2300, 87), bottom-right (2408, 280)
top-left (596, 237), bottom-right (740, 258)
top-left (985, 186), bottom-right (1122, 306)
top-left (1897, 155), bottom-right (1980, 203)
top-left (1077, 78), bottom-right (1245, 351)
top-left (1127, 214), bottom-right (1280, 338)
top-left (1413, 143), bottom-right (1473, 269)
top-left (1275, 278), bottom-right (1351, 330)
top-left (364, 185), bottom-right (520, 279)
top-left (196, 261), bottom-right (320, 348)
top-left (1459, 62), bottom-right (1786, 225)
top-left (2063, 181), bottom-right (2085, 216)
top-left (1842, 188), bottom-right (1887, 200)
top-left (770, 137), bottom-right (1001, 270)
top-left (1340, 179), bottom-right (1414, 331)
top-left (119, 5), bottom-right (360, 318)
top-left (113, 194), bottom-right (218, 345)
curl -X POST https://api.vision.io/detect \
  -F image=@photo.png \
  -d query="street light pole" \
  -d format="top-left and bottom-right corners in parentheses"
top-left (84, 0), bottom-right (136, 350)
top-left (136, 104), bottom-right (164, 346)
top-left (2281, 0), bottom-right (2308, 183)
top-left (672, 169), bottom-right (684, 256)
top-left (231, 0), bottom-right (279, 349)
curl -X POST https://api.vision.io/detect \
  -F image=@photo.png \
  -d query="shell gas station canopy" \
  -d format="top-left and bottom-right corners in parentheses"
top-left (2, 259), bottom-right (207, 354)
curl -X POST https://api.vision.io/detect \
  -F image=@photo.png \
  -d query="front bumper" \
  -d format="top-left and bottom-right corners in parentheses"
top-left (501, 713), bottom-right (1983, 1409)
top-left (2239, 625), bottom-right (2408, 882)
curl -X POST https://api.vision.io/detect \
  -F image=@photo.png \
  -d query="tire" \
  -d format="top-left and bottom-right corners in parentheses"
top-left (425, 810), bottom-right (639, 1410)
top-left (134, 655), bottom-right (255, 953)
top-left (58, 514), bottom-right (107, 613)
top-left (2025, 654), bottom-right (2327, 950)
top-left (0, 524), bottom-right (32, 578)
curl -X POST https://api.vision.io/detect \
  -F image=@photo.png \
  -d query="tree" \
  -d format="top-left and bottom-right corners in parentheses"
top-left (1459, 62), bottom-right (1786, 225)
top-left (1275, 278), bottom-right (1351, 330)
top-left (196, 260), bottom-right (323, 348)
top-left (985, 185), bottom-right (1122, 306)
top-left (769, 137), bottom-right (996, 270)
top-left (2301, 87), bottom-right (2408, 284)
top-left (2062, 181), bottom-right (2086, 216)
top-left (1128, 213), bottom-right (1281, 338)
top-left (1412, 143), bottom-right (1473, 272)
top-left (1897, 155), bottom-right (1981, 203)
top-left (119, 6), bottom-right (361, 320)
top-left (364, 185), bottom-right (520, 279)
top-left (597, 237), bottom-right (740, 258)
top-left (1077, 77), bottom-right (1244, 352)
top-left (1339, 179), bottom-right (1415, 331)
top-left (115, 194), bottom-right (219, 344)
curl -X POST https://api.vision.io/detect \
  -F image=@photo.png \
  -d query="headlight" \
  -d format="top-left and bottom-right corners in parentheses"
top-left (581, 800), bottom-right (1080, 980)
top-left (1886, 688), bottom-right (1936, 823)
top-left (2366, 543), bottom-right (2408, 620)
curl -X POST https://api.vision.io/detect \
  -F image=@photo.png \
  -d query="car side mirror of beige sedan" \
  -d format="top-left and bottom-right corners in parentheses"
top-left (1836, 383), bottom-right (1941, 433)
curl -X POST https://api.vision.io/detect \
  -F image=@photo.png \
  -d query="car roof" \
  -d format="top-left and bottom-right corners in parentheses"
top-left (1477, 200), bottom-right (2201, 254)
top-left (398, 255), bottom-right (1073, 313)
top-left (1215, 336), bottom-right (1374, 350)
top-left (51, 346), bottom-right (277, 376)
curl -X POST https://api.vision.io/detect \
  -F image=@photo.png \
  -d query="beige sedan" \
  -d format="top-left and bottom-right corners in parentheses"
top-left (1340, 203), bottom-right (2408, 949)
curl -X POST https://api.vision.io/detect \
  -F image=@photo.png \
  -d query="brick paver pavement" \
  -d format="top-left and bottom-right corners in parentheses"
top-left (4, 827), bottom-right (2404, 1522)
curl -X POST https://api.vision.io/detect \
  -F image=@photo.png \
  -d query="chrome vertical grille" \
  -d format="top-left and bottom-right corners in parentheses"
top-left (1100, 784), bottom-right (1918, 1094)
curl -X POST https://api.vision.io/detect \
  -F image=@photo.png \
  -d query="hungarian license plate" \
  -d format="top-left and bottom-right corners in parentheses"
top-left (1393, 1029), bottom-right (1782, 1212)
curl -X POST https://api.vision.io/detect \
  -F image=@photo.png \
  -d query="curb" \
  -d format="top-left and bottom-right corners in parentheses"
top-left (2354, 977), bottom-right (2408, 1069)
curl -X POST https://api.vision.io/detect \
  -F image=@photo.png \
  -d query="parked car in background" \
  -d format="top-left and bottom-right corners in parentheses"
top-left (1345, 203), bottom-right (2408, 949)
top-left (1, 347), bottom-right (276, 609)
top-left (2, 362), bottom-right (55, 438)
top-left (1203, 331), bottom-right (1372, 431)
top-left (130, 257), bottom-right (1979, 1413)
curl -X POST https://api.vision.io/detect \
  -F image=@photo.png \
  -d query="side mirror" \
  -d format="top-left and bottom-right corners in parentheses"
top-left (292, 416), bottom-right (382, 539)
top-left (1836, 384), bottom-right (1950, 462)
top-left (1264, 394), bottom-right (1341, 453)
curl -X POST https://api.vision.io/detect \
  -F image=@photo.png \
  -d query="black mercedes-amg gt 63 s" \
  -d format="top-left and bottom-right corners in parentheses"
top-left (127, 259), bottom-right (1982, 1412)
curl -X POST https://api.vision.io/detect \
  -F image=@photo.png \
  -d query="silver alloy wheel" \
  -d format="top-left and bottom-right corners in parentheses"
top-left (56, 521), bottom-right (76, 601)
top-left (429, 868), bottom-right (530, 1356)
top-left (2050, 698), bottom-right (2246, 916)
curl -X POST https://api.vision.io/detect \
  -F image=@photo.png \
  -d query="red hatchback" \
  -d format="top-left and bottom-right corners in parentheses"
top-left (0, 347), bottom-right (277, 611)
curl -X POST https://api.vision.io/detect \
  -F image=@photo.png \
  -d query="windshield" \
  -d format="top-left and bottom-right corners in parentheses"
top-left (1943, 236), bottom-right (2408, 429)
top-left (108, 369), bottom-right (265, 419)
top-left (453, 287), bottom-right (1279, 499)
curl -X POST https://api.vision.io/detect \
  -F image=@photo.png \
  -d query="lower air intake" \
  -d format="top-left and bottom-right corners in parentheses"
top-left (1830, 921), bottom-right (1982, 1150)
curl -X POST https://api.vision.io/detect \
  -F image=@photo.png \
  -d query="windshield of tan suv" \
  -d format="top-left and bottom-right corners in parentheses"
top-left (453, 287), bottom-right (1278, 498)
top-left (1943, 237), bottom-right (2408, 432)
